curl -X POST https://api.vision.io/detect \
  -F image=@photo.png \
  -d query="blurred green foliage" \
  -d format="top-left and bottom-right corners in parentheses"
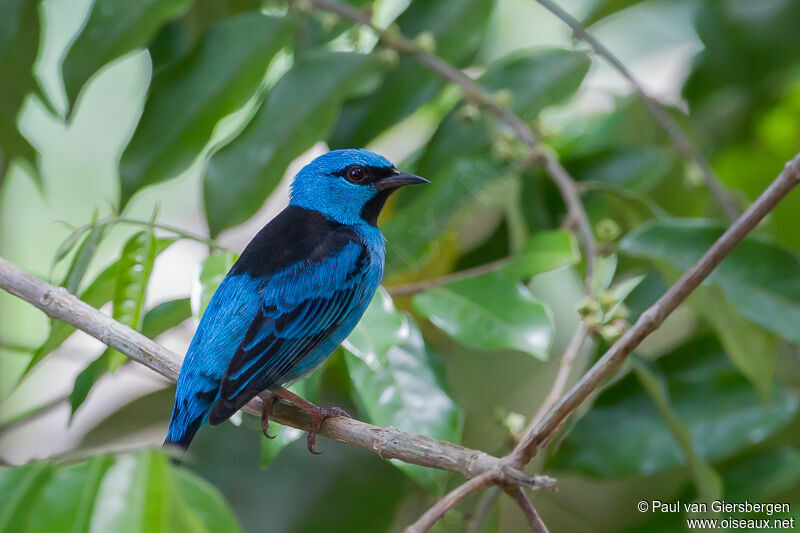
top-left (1, 0), bottom-right (800, 531)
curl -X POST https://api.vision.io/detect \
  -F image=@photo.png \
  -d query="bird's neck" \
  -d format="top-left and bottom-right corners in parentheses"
top-left (289, 198), bottom-right (387, 242)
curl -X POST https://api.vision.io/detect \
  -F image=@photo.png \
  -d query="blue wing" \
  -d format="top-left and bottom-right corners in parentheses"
top-left (206, 240), bottom-right (374, 424)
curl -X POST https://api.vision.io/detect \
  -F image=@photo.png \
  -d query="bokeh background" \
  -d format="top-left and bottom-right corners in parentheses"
top-left (2, 0), bottom-right (800, 531)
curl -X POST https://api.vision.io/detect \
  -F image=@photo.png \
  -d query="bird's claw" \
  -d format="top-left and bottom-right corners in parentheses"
top-left (306, 406), bottom-right (352, 455)
top-left (260, 394), bottom-right (277, 439)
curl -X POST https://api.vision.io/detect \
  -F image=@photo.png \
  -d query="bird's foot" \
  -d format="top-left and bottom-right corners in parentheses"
top-left (260, 393), bottom-right (277, 439)
top-left (272, 386), bottom-right (351, 454)
top-left (306, 406), bottom-right (351, 455)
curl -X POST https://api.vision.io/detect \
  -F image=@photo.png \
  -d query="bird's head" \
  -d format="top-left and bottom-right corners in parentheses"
top-left (289, 149), bottom-right (428, 226)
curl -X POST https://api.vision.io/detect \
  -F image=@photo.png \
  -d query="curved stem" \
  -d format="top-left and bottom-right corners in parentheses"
top-left (58, 216), bottom-right (226, 256)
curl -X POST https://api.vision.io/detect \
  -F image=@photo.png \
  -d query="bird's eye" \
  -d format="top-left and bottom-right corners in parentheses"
top-left (346, 165), bottom-right (365, 183)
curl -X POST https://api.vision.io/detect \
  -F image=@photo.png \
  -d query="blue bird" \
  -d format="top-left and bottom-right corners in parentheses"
top-left (165, 149), bottom-right (428, 454)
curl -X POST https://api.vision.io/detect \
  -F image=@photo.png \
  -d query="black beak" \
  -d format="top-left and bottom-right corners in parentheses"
top-left (375, 171), bottom-right (429, 191)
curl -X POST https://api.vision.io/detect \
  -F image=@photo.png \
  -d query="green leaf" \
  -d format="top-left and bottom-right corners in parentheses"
top-left (550, 337), bottom-right (799, 478)
top-left (90, 452), bottom-right (174, 533)
top-left (191, 251), bottom-right (238, 321)
top-left (582, 0), bottom-right (647, 26)
top-left (692, 286), bottom-right (778, 401)
top-left (330, 0), bottom-right (495, 147)
top-left (149, 0), bottom-right (264, 70)
top-left (620, 219), bottom-right (800, 345)
top-left (141, 298), bottom-right (192, 339)
top-left (0, 461), bottom-right (52, 532)
top-left (0, 0), bottom-right (40, 174)
top-left (567, 146), bottom-right (674, 192)
top-left (28, 456), bottom-right (113, 533)
top-left (61, 0), bottom-right (192, 111)
top-left (0, 453), bottom-right (241, 533)
top-left (260, 370), bottom-right (322, 468)
top-left (502, 230), bottom-right (580, 279)
top-left (722, 448), bottom-right (800, 501)
top-left (413, 272), bottom-right (553, 360)
top-left (204, 51), bottom-right (383, 235)
top-left (107, 231), bottom-right (158, 370)
top-left (62, 218), bottom-right (106, 294)
top-left (552, 96), bottom-right (667, 159)
top-left (119, 13), bottom-right (296, 208)
top-left (93, 451), bottom-right (239, 533)
top-left (343, 288), bottom-right (462, 487)
top-left (631, 356), bottom-right (723, 503)
top-left (69, 351), bottom-right (112, 416)
top-left (172, 468), bottom-right (242, 533)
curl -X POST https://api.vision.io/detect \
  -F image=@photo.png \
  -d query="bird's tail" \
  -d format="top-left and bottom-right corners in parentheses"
top-left (163, 399), bottom-right (208, 454)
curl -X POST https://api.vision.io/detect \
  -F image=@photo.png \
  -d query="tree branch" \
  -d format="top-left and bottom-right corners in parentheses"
top-left (505, 486), bottom-right (549, 533)
top-left (406, 152), bottom-right (800, 531)
top-left (0, 255), bottom-right (555, 484)
top-left (302, 0), bottom-right (597, 281)
top-left (533, 0), bottom-right (740, 221)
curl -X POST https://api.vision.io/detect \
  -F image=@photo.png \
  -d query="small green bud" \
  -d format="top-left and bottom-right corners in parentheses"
top-left (378, 48), bottom-right (399, 69)
top-left (456, 104), bottom-right (480, 124)
top-left (317, 12), bottom-right (339, 31)
top-left (596, 218), bottom-right (621, 242)
top-left (384, 23), bottom-right (402, 41)
top-left (413, 31), bottom-right (436, 53)
top-left (492, 89), bottom-right (513, 109)
top-left (598, 290), bottom-right (617, 309)
top-left (599, 323), bottom-right (622, 343)
top-left (293, 0), bottom-right (312, 13)
top-left (609, 304), bottom-right (630, 321)
top-left (684, 161), bottom-right (704, 188)
top-left (503, 412), bottom-right (526, 435)
top-left (577, 298), bottom-right (600, 317)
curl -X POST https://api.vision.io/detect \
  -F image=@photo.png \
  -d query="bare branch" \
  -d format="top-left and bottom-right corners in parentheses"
top-left (302, 0), bottom-right (597, 281)
top-left (533, 0), bottom-right (740, 221)
top-left (505, 486), bottom-right (549, 533)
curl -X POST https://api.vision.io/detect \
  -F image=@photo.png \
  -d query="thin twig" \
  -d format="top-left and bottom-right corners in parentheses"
top-left (521, 323), bottom-right (589, 443)
top-left (406, 152), bottom-right (800, 531)
top-left (533, 0), bottom-right (740, 221)
top-left (387, 258), bottom-right (506, 296)
top-left (56, 215), bottom-right (227, 255)
top-left (465, 487), bottom-right (501, 533)
top-left (303, 0), bottom-right (597, 282)
top-left (505, 486), bottom-right (549, 533)
top-left (404, 471), bottom-right (498, 533)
